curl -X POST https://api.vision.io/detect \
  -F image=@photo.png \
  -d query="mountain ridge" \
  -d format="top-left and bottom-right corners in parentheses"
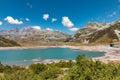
top-left (0, 19), bottom-right (120, 46)
top-left (71, 19), bottom-right (120, 44)
top-left (0, 27), bottom-right (70, 46)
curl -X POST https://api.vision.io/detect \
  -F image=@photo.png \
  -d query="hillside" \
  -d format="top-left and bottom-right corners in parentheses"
top-left (0, 36), bottom-right (20, 47)
top-left (70, 20), bottom-right (120, 44)
top-left (0, 27), bottom-right (70, 46)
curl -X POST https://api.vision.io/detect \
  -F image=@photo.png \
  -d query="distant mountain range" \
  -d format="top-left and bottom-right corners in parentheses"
top-left (0, 19), bottom-right (120, 46)
top-left (0, 27), bottom-right (70, 46)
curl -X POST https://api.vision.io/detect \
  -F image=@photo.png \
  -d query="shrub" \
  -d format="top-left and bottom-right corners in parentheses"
top-left (29, 63), bottom-right (47, 74)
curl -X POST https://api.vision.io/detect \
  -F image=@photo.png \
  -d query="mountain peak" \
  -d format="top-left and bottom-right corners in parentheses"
top-left (85, 22), bottom-right (110, 30)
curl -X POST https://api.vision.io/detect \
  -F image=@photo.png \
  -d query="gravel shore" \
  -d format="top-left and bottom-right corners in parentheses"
top-left (77, 45), bottom-right (120, 63)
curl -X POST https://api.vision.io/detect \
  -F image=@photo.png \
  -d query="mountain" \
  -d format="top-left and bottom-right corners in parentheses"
top-left (70, 20), bottom-right (120, 44)
top-left (1, 19), bottom-right (120, 46)
top-left (0, 36), bottom-right (20, 47)
top-left (0, 27), bottom-right (70, 46)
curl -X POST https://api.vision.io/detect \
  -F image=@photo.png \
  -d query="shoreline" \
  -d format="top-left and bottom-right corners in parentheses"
top-left (0, 45), bottom-right (120, 63)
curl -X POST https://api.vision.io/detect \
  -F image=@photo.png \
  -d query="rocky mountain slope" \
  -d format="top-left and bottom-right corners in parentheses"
top-left (1, 19), bottom-right (120, 46)
top-left (0, 27), bottom-right (70, 46)
top-left (0, 36), bottom-right (20, 47)
top-left (71, 20), bottom-right (120, 44)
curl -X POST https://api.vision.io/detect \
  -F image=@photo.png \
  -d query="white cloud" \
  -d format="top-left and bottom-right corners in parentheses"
top-left (4, 16), bottom-right (23, 24)
top-left (26, 2), bottom-right (32, 8)
top-left (0, 21), bottom-right (3, 25)
top-left (26, 18), bottom-right (30, 21)
top-left (46, 28), bottom-right (53, 31)
top-left (52, 18), bottom-right (57, 22)
top-left (43, 14), bottom-right (49, 20)
top-left (61, 16), bottom-right (78, 32)
top-left (118, 0), bottom-right (120, 2)
top-left (107, 11), bottom-right (116, 18)
top-left (69, 27), bottom-right (79, 32)
top-left (32, 26), bottom-right (41, 30)
top-left (62, 16), bottom-right (74, 28)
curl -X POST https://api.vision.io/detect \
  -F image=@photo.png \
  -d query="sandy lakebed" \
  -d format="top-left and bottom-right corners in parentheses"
top-left (0, 45), bottom-right (120, 64)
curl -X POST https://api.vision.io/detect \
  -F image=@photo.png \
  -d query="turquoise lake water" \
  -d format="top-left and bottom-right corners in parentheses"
top-left (0, 48), bottom-right (105, 65)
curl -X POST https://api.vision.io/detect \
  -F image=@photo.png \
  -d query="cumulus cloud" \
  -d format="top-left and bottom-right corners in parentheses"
top-left (0, 21), bottom-right (3, 25)
top-left (52, 18), bottom-right (57, 22)
top-left (62, 16), bottom-right (74, 28)
top-left (32, 26), bottom-right (41, 30)
top-left (107, 11), bottom-right (116, 18)
top-left (43, 14), bottom-right (49, 20)
top-left (26, 2), bottom-right (32, 8)
top-left (46, 28), bottom-right (53, 31)
top-left (61, 16), bottom-right (78, 32)
top-left (4, 16), bottom-right (23, 24)
top-left (69, 27), bottom-right (79, 32)
top-left (26, 18), bottom-right (30, 21)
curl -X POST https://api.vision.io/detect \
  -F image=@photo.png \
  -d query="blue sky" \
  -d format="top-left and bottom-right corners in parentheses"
top-left (0, 0), bottom-right (120, 34)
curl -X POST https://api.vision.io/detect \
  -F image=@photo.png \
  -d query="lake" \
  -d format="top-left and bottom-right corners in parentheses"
top-left (0, 48), bottom-right (105, 65)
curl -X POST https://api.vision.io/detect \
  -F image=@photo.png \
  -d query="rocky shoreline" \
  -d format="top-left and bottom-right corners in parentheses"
top-left (77, 45), bottom-right (120, 63)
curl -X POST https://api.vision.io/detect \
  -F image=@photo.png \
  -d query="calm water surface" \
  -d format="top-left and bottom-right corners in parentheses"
top-left (0, 48), bottom-right (105, 65)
